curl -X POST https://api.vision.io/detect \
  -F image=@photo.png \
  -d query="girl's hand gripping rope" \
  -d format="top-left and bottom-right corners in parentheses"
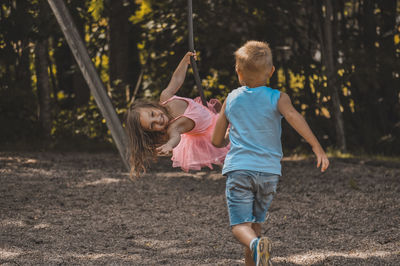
top-left (184, 51), bottom-right (197, 64)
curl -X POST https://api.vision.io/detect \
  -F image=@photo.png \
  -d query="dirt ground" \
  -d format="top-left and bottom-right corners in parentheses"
top-left (0, 151), bottom-right (399, 265)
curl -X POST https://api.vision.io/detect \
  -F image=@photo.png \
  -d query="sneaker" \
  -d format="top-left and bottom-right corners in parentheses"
top-left (255, 237), bottom-right (272, 266)
top-left (251, 238), bottom-right (259, 264)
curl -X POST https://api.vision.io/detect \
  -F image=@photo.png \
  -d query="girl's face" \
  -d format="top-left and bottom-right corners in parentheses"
top-left (139, 107), bottom-right (169, 132)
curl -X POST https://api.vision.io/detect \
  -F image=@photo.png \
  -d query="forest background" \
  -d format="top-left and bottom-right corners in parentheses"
top-left (1, 0), bottom-right (399, 156)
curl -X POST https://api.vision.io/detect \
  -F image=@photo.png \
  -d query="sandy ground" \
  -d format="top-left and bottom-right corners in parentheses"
top-left (0, 151), bottom-right (399, 265)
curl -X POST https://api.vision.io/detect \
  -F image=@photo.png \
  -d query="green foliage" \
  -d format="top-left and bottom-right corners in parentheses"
top-left (52, 97), bottom-right (111, 142)
top-left (0, 0), bottom-right (399, 155)
top-left (88, 0), bottom-right (104, 21)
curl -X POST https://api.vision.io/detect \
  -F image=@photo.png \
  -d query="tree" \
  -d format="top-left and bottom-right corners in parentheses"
top-left (319, 0), bottom-right (347, 152)
top-left (35, 38), bottom-right (52, 139)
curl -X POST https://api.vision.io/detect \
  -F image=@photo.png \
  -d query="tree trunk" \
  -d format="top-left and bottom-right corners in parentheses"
top-left (109, 0), bottom-right (131, 103)
top-left (321, 0), bottom-right (347, 152)
top-left (53, 11), bottom-right (89, 107)
top-left (376, 0), bottom-right (399, 132)
top-left (35, 39), bottom-right (52, 139)
top-left (47, 0), bottom-right (130, 170)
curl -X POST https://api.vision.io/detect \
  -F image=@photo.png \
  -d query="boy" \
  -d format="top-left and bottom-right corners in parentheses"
top-left (212, 41), bottom-right (329, 266)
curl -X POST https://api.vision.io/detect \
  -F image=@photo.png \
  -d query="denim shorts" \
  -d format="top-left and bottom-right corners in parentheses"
top-left (225, 170), bottom-right (279, 226)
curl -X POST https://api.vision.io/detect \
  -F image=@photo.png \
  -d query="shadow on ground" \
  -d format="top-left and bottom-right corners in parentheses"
top-left (0, 152), bottom-right (399, 265)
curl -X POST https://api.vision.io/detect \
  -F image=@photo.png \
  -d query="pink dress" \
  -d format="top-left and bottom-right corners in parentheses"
top-left (162, 96), bottom-right (230, 172)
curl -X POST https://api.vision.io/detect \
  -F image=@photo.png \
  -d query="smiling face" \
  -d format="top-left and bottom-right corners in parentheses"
top-left (138, 107), bottom-right (169, 132)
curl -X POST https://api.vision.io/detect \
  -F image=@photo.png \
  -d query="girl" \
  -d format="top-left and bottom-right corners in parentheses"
top-left (125, 52), bottom-right (229, 178)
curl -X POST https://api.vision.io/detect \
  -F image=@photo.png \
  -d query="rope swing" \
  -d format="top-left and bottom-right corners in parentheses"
top-left (187, 0), bottom-right (207, 107)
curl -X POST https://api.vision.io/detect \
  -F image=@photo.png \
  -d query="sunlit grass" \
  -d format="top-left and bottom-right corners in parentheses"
top-left (283, 147), bottom-right (400, 164)
top-left (75, 177), bottom-right (122, 188)
top-left (326, 148), bottom-right (354, 158)
top-left (274, 250), bottom-right (399, 265)
top-left (326, 147), bottom-right (400, 163)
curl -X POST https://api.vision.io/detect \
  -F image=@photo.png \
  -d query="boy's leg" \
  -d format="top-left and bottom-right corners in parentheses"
top-left (226, 171), bottom-right (266, 265)
top-left (250, 173), bottom-right (277, 266)
top-left (226, 170), bottom-right (256, 249)
top-left (252, 223), bottom-right (262, 237)
top-left (232, 222), bottom-right (259, 266)
top-left (231, 222), bottom-right (259, 248)
top-left (242, 223), bottom-right (262, 266)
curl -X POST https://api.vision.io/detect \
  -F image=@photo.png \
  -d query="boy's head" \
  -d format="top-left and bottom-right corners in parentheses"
top-left (234, 41), bottom-right (274, 87)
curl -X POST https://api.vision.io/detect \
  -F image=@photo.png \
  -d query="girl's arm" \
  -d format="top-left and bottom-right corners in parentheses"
top-left (278, 92), bottom-right (329, 172)
top-left (212, 100), bottom-right (230, 147)
top-left (160, 52), bottom-right (196, 103)
top-left (156, 117), bottom-right (195, 155)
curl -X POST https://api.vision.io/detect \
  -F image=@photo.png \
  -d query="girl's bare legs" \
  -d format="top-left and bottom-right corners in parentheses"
top-left (232, 223), bottom-right (262, 266)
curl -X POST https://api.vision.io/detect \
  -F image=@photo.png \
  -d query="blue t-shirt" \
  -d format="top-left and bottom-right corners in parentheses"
top-left (222, 86), bottom-right (283, 175)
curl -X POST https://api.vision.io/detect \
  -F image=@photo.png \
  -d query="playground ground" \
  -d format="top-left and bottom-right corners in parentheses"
top-left (0, 151), bottom-right (399, 265)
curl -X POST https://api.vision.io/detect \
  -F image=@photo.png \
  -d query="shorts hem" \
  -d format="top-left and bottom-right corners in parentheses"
top-left (230, 218), bottom-right (255, 226)
top-left (230, 219), bottom-right (266, 226)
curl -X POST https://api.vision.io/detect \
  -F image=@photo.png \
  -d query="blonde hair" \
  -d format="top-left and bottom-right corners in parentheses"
top-left (125, 101), bottom-right (169, 179)
top-left (234, 40), bottom-right (273, 86)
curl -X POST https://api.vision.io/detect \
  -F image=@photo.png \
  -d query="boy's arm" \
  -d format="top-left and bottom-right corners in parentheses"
top-left (160, 52), bottom-right (196, 103)
top-left (278, 93), bottom-right (329, 172)
top-left (212, 100), bottom-right (230, 148)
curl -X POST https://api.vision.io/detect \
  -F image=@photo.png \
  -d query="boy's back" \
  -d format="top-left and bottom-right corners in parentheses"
top-left (223, 85), bottom-right (283, 176)
top-left (212, 40), bottom-right (329, 266)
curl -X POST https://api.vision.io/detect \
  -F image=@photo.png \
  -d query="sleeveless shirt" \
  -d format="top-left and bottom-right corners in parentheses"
top-left (222, 86), bottom-right (283, 175)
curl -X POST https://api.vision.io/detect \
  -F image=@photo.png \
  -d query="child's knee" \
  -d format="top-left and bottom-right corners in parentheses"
top-left (231, 222), bottom-right (252, 233)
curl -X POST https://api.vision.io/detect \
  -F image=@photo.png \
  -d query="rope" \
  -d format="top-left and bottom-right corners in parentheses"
top-left (187, 0), bottom-right (207, 107)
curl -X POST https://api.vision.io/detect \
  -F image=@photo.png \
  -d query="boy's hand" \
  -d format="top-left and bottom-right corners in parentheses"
top-left (156, 143), bottom-right (173, 155)
top-left (312, 146), bottom-right (329, 172)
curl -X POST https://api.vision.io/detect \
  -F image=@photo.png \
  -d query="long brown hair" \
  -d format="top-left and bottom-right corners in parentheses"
top-left (125, 101), bottom-right (169, 179)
